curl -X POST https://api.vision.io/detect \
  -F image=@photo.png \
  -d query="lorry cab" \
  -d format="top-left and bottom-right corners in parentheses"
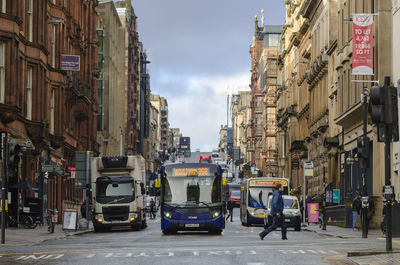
top-left (91, 156), bottom-right (147, 232)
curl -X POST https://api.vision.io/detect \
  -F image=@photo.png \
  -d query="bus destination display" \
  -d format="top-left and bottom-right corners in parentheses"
top-left (172, 167), bottom-right (209, 176)
top-left (249, 179), bottom-right (288, 187)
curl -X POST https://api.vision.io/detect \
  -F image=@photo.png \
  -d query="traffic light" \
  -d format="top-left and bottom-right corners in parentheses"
top-left (7, 143), bottom-right (20, 177)
top-left (369, 76), bottom-right (399, 142)
top-left (370, 85), bottom-right (388, 125)
top-left (357, 136), bottom-right (370, 169)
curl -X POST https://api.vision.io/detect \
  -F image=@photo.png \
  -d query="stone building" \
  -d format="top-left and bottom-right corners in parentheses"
top-left (249, 16), bottom-right (282, 176)
top-left (97, 0), bottom-right (125, 156)
top-left (150, 94), bottom-right (169, 152)
top-left (169, 128), bottom-right (182, 150)
top-left (232, 91), bottom-right (251, 164)
top-left (277, 0), bottom-right (312, 191)
top-left (300, 0), bottom-right (341, 197)
top-left (0, 0), bottom-right (98, 221)
top-left (115, 1), bottom-right (141, 156)
top-left (333, 0), bottom-right (392, 207)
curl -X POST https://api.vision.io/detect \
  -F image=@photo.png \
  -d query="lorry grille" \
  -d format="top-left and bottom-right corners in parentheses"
top-left (102, 206), bottom-right (129, 221)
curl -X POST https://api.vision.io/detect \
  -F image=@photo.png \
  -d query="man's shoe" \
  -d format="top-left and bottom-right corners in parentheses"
top-left (259, 233), bottom-right (264, 240)
top-left (282, 237), bottom-right (288, 240)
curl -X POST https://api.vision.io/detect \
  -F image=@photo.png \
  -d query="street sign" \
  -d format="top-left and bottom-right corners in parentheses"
top-left (75, 151), bottom-right (92, 188)
top-left (232, 147), bottom-right (240, 161)
top-left (303, 161), bottom-right (314, 176)
top-left (0, 130), bottom-right (8, 160)
top-left (42, 164), bottom-right (65, 176)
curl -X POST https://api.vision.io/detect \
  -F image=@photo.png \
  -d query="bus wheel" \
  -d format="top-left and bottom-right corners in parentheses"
top-left (162, 229), bottom-right (176, 235)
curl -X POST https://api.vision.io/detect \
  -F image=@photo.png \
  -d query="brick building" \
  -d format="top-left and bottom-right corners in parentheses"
top-left (0, 0), bottom-right (98, 222)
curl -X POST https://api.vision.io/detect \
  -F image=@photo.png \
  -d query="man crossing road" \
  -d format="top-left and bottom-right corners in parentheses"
top-left (258, 184), bottom-right (287, 240)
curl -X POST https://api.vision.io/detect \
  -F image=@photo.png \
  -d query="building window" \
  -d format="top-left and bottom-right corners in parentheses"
top-left (0, 0), bottom-right (6, 13)
top-left (0, 42), bottom-right (4, 103)
top-left (27, 0), bottom-right (33, 42)
top-left (51, 25), bottom-right (56, 67)
top-left (50, 89), bottom-right (55, 134)
top-left (26, 67), bottom-right (33, 119)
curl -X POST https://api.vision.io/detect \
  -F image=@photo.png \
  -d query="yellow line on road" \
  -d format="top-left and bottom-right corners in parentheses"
top-left (377, 237), bottom-right (400, 245)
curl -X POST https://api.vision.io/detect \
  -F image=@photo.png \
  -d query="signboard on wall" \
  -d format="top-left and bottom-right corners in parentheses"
top-left (61, 55), bottom-right (80, 71)
top-left (247, 137), bottom-right (255, 152)
top-left (333, 189), bottom-right (340, 203)
top-left (352, 14), bottom-right (374, 75)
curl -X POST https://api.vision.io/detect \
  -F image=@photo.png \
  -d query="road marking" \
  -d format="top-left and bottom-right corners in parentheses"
top-left (16, 254), bottom-right (64, 260)
top-left (86, 254), bottom-right (95, 258)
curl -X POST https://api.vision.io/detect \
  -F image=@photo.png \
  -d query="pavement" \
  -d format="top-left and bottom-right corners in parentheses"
top-left (304, 223), bottom-right (400, 265)
top-left (0, 221), bottom-right (93, 246)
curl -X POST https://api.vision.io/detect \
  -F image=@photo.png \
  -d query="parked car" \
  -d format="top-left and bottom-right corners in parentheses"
top-left (229, 190), bottom-right (240, 207)
top-left (263, 195), bottom-right (301, 231)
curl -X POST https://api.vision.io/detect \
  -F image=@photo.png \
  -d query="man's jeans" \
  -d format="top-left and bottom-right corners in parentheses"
top-left (352, 211), bottom-right (358, 229)
top-left (259, 214), bottom-right (287, 239)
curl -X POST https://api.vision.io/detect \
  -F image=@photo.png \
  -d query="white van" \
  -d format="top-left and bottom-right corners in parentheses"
top-left (263, 195), bottom-right (301, 231)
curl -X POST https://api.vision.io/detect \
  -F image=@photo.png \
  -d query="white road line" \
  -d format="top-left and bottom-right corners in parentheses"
top-left (86, 254), bottom-right (96, 258)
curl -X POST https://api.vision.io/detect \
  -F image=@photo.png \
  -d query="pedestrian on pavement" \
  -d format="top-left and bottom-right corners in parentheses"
top-left (366, 197), bottom-right (375, 232)
top-left (150, 198), bottom-right (156, 219)
top-left (226, 200), bottom-right (234, 222)
top-left (259, 184), bottom-right (287, 240)
top-left (352, 193), bottom-right (362, 231)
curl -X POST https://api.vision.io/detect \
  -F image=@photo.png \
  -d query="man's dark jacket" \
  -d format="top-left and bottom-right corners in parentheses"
top-left (270, 189), bottom-right (284, 216)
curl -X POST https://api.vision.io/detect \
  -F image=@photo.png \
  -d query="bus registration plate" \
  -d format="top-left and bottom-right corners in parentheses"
top-left (185, 223), bottom-right (199, 228)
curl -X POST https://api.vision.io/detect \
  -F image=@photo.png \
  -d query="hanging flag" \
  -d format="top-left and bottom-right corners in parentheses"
top-left (352, 14), bottom-right (374, 75)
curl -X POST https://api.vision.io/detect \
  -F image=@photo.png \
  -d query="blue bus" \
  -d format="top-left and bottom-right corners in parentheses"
top-left (160, 163), bottom-right (225, 234)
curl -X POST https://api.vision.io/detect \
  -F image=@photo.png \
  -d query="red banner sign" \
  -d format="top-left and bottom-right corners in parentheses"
top-left (352, 14), bottom-right (374, 75)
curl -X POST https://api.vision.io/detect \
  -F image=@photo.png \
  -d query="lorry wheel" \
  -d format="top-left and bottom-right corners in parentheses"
top-left (131, 225), bottom-right (140, 231)
top-left (94, 225), bottom-right (104, 232)
top-left (295, 224), bottom-right (301, 231)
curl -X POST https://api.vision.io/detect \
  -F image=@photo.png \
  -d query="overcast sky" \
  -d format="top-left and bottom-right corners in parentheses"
top-left (132, 0), bottom-right (285, 151)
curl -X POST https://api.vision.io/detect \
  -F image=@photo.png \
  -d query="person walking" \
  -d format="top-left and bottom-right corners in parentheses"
top-left (226, 200), bottom-right (234, 222)
top-left (259, 184), bottom-right (287, 240)
top-left (352, 193), bottom-right (362, 231)
top-left (150, 198), bottom-right (156, 219)
top-left (366, 197), bottom-right (375, 233)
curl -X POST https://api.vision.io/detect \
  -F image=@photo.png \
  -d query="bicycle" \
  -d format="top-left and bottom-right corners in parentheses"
top-left (7, 212), bottom-right (37, 229)
top-left (47, 209), bottom-right (58, 233)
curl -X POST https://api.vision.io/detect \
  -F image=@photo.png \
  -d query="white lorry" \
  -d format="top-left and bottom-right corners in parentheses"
top-left (91, 156), bottom-right (147, 232)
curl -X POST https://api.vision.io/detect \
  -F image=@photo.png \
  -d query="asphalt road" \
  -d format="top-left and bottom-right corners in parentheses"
top-left (0, 208), bottom-right (386, 265)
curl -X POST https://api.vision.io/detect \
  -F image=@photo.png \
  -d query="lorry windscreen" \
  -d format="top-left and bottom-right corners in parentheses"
top-left (96, 175), bottom-right (135, 204)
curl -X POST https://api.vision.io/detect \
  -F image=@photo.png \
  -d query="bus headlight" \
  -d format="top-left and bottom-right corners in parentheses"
top-left (213, 211), bottom-right (220, 218)
top-left (164, 212), bottom-right (172, 218)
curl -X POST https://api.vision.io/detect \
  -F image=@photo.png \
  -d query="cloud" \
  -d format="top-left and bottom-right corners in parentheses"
top-left (132, 0), bottom-right (285, 151)
top-left (166, 71), bottom-right (250, 151)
